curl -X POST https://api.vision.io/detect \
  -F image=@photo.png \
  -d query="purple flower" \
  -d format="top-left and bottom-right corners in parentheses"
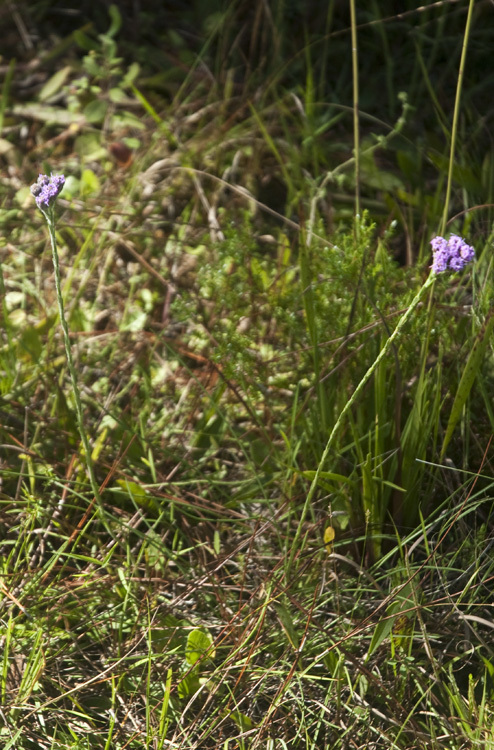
top-left (430, 234), bottom-right (475, 274)
top-left (30, 173), bottom-right (65, 211)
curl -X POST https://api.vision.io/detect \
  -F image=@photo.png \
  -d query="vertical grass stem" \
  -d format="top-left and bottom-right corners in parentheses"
top-left (46, 215), bottom-right (102, 509)
top-left (441, 0), bottom-right (475, 235)
top-left (287, 272), bottom-right (436, 573)
top-left (349, 0), bottom-right (360, 229)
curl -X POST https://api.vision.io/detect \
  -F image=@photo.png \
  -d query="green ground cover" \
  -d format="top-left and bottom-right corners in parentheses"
top-left (0, 1), bottom-right (494, 747)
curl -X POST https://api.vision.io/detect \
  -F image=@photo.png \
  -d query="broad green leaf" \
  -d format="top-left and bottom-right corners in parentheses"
top-left (441, 310), bottom-right (494, 458)
top-left (185, 629), bottom-right (214, 667)
top-left (224, 709), bottom-right (255, 731)
top-left (113, 480), bottom-right (159, 513)
top-left (366, 582), bottom-right (415, 659)
top-left (145, 529), bottom-right (165, 569)
top-left (39, 66), bottom-right (72, 101)
top-left (90, 427), bottom-right (107, 462)
top-left (110, 110), bottom-right (146, 130)
top-left (109, 87), bottom-right (126, 103)
top-left (83, 99), bottom-right (108, 124)
top-left (116, 479), bottom-right (147, 500)
top-left (274, 602), bottom-right (299, 649)
top-left (177, 671), bottom-right (201, 699)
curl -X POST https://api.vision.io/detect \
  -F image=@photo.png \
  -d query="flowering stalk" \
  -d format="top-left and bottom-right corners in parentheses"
top-left (31, 174), bottom-right (102, 509)
top-left (440, 0), bottom-right (475, 236)
top-left (287, 234), bottom-right (475, 572)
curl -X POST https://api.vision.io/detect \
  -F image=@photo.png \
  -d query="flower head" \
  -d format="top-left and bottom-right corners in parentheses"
top-left (30, 173), bottom-right (65, 212)
top-left (430, 234), bottom-right (475, 274)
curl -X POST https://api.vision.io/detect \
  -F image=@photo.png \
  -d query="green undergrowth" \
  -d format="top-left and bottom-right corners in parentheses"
top-left (1, 1), bottom-right (494, 748)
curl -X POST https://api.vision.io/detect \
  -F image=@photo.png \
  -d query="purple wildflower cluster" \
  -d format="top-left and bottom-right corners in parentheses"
top-left (30, 173), bottom-right (65, 211)
top-left (430, 234), bottom-right (475, 274)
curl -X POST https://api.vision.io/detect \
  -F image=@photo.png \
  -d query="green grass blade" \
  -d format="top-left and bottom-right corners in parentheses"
top-left (441, 309), bottom-right (494, 458)
top-left (0, 59), bottom-right (15, 135)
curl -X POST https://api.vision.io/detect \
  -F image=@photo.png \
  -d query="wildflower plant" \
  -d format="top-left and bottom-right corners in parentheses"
top-left (30, 173), bottom-right (66, 214)
top-left (31, 173), bottom-right (102, 509)
top-left (430, 234), bottom-right (475, 273)
top-left (288, 233), bottom-right (475, 571)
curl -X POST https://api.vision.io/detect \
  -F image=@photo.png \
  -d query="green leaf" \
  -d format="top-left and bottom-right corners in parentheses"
top-left (144, 529), bottom-right (165, 569)
top-left (73, 30), bottom-right (98, 51)
top-left (122, 308), bottom-right (147, 332)
top-left (110, 110), bottom-right (146, 130)
top-left (83, 99), bottom-right (108, 124)
top-left (480, 655), bottom-right (494, 698)
top-left (274, 602), bottom-right (299, 649)
top-left (360, 138), bottom-right (405, 192)
top-left (177, 671), bottom-right (201, 699)
top-left (366, 581), bottom-right (415, 659)
top-left (18, 325), bottom-right (42, 362)
top-left (224, 709), bottom-right (255, 731)
top-left (107, 4), bottom-right (122, 38)
top-left (299, 470), bottom-right (351, 486)
top-left (366, 613), bottom-right (395, 659)
top-left (116, 479), bottom-right (148, 501)
top-left (429, 151), bottom-right (481, 192)
top-left (441, 310), bottom-right (494, 458)
top-left (39, 66), bottom-right (72, 102)
top-left (185, 629), bottom-right (214, 667)
top-left (74, 132), bottom-right (105, 161)
top-left (122, 62), bottom-right (140, 88)
top-left (109, 87), bottom-right (126, 103)
top-left (80, 168), bottom-right (101, 197)
top-left (112, 480), bottom-right (159, 513)
top-left (0, 59), bottom-right (15, 134)
top-left (11, 103), bottom-right (84, 126)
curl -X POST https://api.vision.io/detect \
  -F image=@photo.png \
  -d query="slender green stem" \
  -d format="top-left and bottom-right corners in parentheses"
top-left (0, 257), bottom-right (14, 366)
top-left (440, 0), bottom-right (475, 235)
top-left (349, 0), bottom-right (360, 227)
top-left (45, 212), bottom-right (102, 508)
top-left (287, 272), bottom-right (436, 573)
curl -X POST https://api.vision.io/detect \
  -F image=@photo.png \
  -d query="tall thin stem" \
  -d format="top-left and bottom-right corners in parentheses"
top-left (441, 0), bottom-right (475, 235)
top-left (46, 216), bottom-right (102, 509)
top-left (349, 0), bottom-right (360, 227)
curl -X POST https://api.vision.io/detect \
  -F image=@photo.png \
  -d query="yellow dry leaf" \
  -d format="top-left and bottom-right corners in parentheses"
top-left (324, 525), bottom-right (335, 554)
